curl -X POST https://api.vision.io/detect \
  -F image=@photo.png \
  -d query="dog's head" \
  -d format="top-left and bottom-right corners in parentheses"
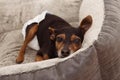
top-left (49, 15), bottom-right (92, 58)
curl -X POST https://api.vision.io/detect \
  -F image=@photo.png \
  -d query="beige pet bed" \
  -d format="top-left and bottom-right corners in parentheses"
top-left (0, 0), bottom-right (120, 80)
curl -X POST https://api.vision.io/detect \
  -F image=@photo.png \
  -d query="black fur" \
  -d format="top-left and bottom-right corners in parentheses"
top-left (26, 13), bottom-right (85, 58)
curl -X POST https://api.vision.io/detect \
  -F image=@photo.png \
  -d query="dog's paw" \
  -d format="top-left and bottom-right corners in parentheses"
top-left (16, 56), bottom-right (24, 64)
top-left (35, 55), bottom-right (43, 62)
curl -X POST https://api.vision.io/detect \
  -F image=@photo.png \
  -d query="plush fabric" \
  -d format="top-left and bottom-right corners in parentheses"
top-left (79, 0), bottom-right (104, 48)
top-left (0, 0), bottom-right (81, 33)
top-left (0, 0), bottom-right (120, 80)
top-left (0, 0), bottom-right (82, 67)
top-left (94, 0), bottom-right (120, 79)
top-left (0, 0), bottom-right (82, 72)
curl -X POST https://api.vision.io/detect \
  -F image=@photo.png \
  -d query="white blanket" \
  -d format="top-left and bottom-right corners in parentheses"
top-left (22, 11), bottom-right (48, 50)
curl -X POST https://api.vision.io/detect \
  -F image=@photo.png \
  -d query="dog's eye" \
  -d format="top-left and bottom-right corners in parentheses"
top-left (72, 38), bottom-right (81, 44)
top-left (56, 37), bottom-right (63, 42)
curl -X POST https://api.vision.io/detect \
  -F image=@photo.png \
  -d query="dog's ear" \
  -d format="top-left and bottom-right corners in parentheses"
top-left (79, 15), bottom-right (92, 34)
top-left (48, 27), bottom-right (56, 40)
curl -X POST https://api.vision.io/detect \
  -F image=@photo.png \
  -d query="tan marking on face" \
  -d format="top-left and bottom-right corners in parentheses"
top-left (57, 34), bottom-right (65, 39)
top-left (55, 34), bottom-right (65, 50)
top-left (55, 34), bottom-right (65, 57)
top-left (69, 43), bottom-right (81, 52)
top-left (69, 34), bottom-right (81, 52)
top-left (49, 27), bottom-right (55, 40)
top-left (71, 34), bottom-right (80, 41)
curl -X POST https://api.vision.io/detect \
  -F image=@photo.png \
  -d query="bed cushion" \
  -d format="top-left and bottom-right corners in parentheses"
top-left (1, 0), bottom-right (120, 80)
top-left (0, 0), bottom-right (82, 33)
top-left (0, 0), bottom-right (82, 68)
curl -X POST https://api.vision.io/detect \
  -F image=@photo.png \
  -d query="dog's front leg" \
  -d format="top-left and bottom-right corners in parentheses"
top-left (16, 23), bottom-right (38, 64)
top-left (35, 50), bottom-right (49, 61)
top-left (35, 50), bottom-right (44, 61)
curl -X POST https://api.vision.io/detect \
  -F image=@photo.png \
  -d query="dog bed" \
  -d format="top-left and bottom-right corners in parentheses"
top-left (0, 0), bottom-right (120, 80)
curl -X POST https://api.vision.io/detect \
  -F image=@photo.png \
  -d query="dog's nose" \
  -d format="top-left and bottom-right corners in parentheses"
top-left (61, 49), bottom-right (70, 57)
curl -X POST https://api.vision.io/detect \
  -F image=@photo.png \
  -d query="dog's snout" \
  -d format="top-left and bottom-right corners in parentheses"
top-left (61, 49), bottom-right (70, 57)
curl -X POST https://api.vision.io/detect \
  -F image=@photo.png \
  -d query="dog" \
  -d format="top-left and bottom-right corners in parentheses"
top-left (16, 13), bottom-right (92, 64)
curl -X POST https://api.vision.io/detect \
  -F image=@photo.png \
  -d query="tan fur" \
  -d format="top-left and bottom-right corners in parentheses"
top-left (43, 54), bottom-right (49, 60)
top-left (55, 34), bottom-right (65, 50)
top-left (16, 24), bottom-right (38, 63)
top-left (70, 34), bottom-right (81, 52)
top-left (35, 55), bottom-right (44, 61)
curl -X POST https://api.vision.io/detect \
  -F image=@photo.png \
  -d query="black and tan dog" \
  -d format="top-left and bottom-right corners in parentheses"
top-left (16, 13), bottom-right (92, 63)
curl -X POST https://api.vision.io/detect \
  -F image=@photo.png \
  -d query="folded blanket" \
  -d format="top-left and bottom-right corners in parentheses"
top-left (22, 11), bottom-right (48, 50)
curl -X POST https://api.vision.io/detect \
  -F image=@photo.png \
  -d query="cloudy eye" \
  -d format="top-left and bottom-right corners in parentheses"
top-left (56, 37), bottom-right (64, 42)
top-left (72, 38), bottom-right (81, 44)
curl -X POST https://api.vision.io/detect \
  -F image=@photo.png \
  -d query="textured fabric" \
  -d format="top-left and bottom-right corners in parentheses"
top-left (0, 29), bottom-right (37, 67)
top-left (1, 0), bottom-right (120, 80)
top-left (0, 46), bottom-right (101, 80)
top-left (94, 0), bottom-right (120, 80)
top-left (79, 0), bottom-right (104, 48)
top-left (0, 0), bottom-right (82, 67)
top-left (0, 0), bottom-right (81, 33)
